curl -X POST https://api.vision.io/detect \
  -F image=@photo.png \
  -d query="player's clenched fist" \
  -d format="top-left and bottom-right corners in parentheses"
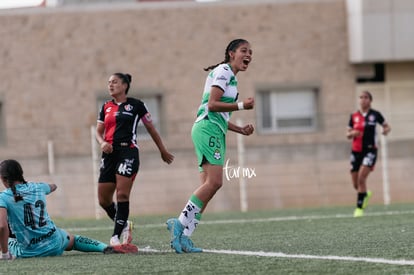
top-left (243, 97), bottom-right (254, 110)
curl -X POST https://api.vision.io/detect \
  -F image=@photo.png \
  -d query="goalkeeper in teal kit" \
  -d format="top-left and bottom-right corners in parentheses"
top-left (0, 159), bottom-right (137, 259)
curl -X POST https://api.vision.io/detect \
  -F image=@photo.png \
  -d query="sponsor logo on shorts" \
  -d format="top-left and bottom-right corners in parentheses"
top-left (213, 149), bottom-right (221, 160)
top-left (118, 158), bottom-right (134, 176)
top-left (29, 227), bottom-right (56, 246)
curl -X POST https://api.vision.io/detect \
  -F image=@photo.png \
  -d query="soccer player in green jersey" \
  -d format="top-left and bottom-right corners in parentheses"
top-left (167, 39), bottom-right (254, 253)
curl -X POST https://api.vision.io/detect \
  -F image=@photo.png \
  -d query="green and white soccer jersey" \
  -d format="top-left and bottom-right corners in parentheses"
top-left (192, 63), bottom-right (238, 170)
top-left (195, 63), bottom-right (238, 134)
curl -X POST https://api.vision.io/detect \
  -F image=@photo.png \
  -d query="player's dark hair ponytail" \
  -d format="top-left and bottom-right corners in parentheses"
top-left (113, 73), bottom-right (132, 94)
top-left (0, 159), bottom-right (25, 202)
top-left (203, 38), bottom-right (249, 71)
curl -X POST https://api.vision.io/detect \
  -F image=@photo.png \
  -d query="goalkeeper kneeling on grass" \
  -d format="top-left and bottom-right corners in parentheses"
top-left (0, 159), bottom-right (138, 260)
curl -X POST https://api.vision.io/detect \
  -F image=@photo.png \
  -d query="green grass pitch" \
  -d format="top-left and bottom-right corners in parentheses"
top-left (2, 204), bottom-right (414, 274)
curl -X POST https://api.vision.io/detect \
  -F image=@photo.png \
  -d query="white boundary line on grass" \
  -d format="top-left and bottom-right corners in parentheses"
top-left (138, 247), bottom-right (414, 266)
top-left (67, 210), bottom-right (414, 267)
top-left (140, 209), bottom-right (414, 267)
top-left (202, 249), bottom-right (414, 266)
top-left (67, 210), bottom-right (414, 232)
top-left (199, 210), bottom-right (414, 226)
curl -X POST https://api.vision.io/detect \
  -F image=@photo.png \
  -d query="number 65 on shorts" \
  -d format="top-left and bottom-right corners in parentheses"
top-left (191, 120), bottom-right (226, 170)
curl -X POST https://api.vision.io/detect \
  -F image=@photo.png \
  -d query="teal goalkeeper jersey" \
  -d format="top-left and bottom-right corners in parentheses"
top-left (0, 182), bottom-right (61, 256)
top-left (195, 63), bottom-right (238, 134)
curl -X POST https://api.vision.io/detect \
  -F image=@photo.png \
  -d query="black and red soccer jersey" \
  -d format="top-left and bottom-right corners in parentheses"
top-left (348, 109), bottom-right (385, 152)
top-left (98, 97), bottom-right (148, 145)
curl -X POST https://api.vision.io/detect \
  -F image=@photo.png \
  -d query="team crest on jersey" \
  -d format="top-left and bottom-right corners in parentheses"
top-left (229, 76), bottom-right (237, 86)
top-left (213, 149), bottom-right (221, 160)
top-left (106, 107), bottom-right (112, 113)
top-left (368, 115), bottom-right (375, 121)
top-left (354, 117), bottom-right (359, 123)
top-left (124, 104), bottom-right (133, 111)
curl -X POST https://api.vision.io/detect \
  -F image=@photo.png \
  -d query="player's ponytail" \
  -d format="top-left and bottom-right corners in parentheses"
top-left (9, 181), bottom-right (23, 202)
top-left (203, 38), bottom-right (249, 71)
top-left (0, 159), bottom-right (25, 202)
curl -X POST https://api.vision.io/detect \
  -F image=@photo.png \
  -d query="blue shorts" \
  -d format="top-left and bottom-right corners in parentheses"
top-left (8, 228), bottom-right (70, 258)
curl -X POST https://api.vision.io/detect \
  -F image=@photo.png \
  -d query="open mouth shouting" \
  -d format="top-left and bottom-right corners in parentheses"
top-left (241, 57), bottom-right (251, 70)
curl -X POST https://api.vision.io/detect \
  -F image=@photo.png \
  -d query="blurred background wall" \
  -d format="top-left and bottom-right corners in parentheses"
top-left (0, 0), bottom-right (413, 218)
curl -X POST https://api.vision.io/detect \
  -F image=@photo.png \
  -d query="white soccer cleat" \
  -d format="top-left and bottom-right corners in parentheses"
top-left (120, 220), bottom-right (133, 244)
top-left (110, 235), bottom-right (121, 246)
